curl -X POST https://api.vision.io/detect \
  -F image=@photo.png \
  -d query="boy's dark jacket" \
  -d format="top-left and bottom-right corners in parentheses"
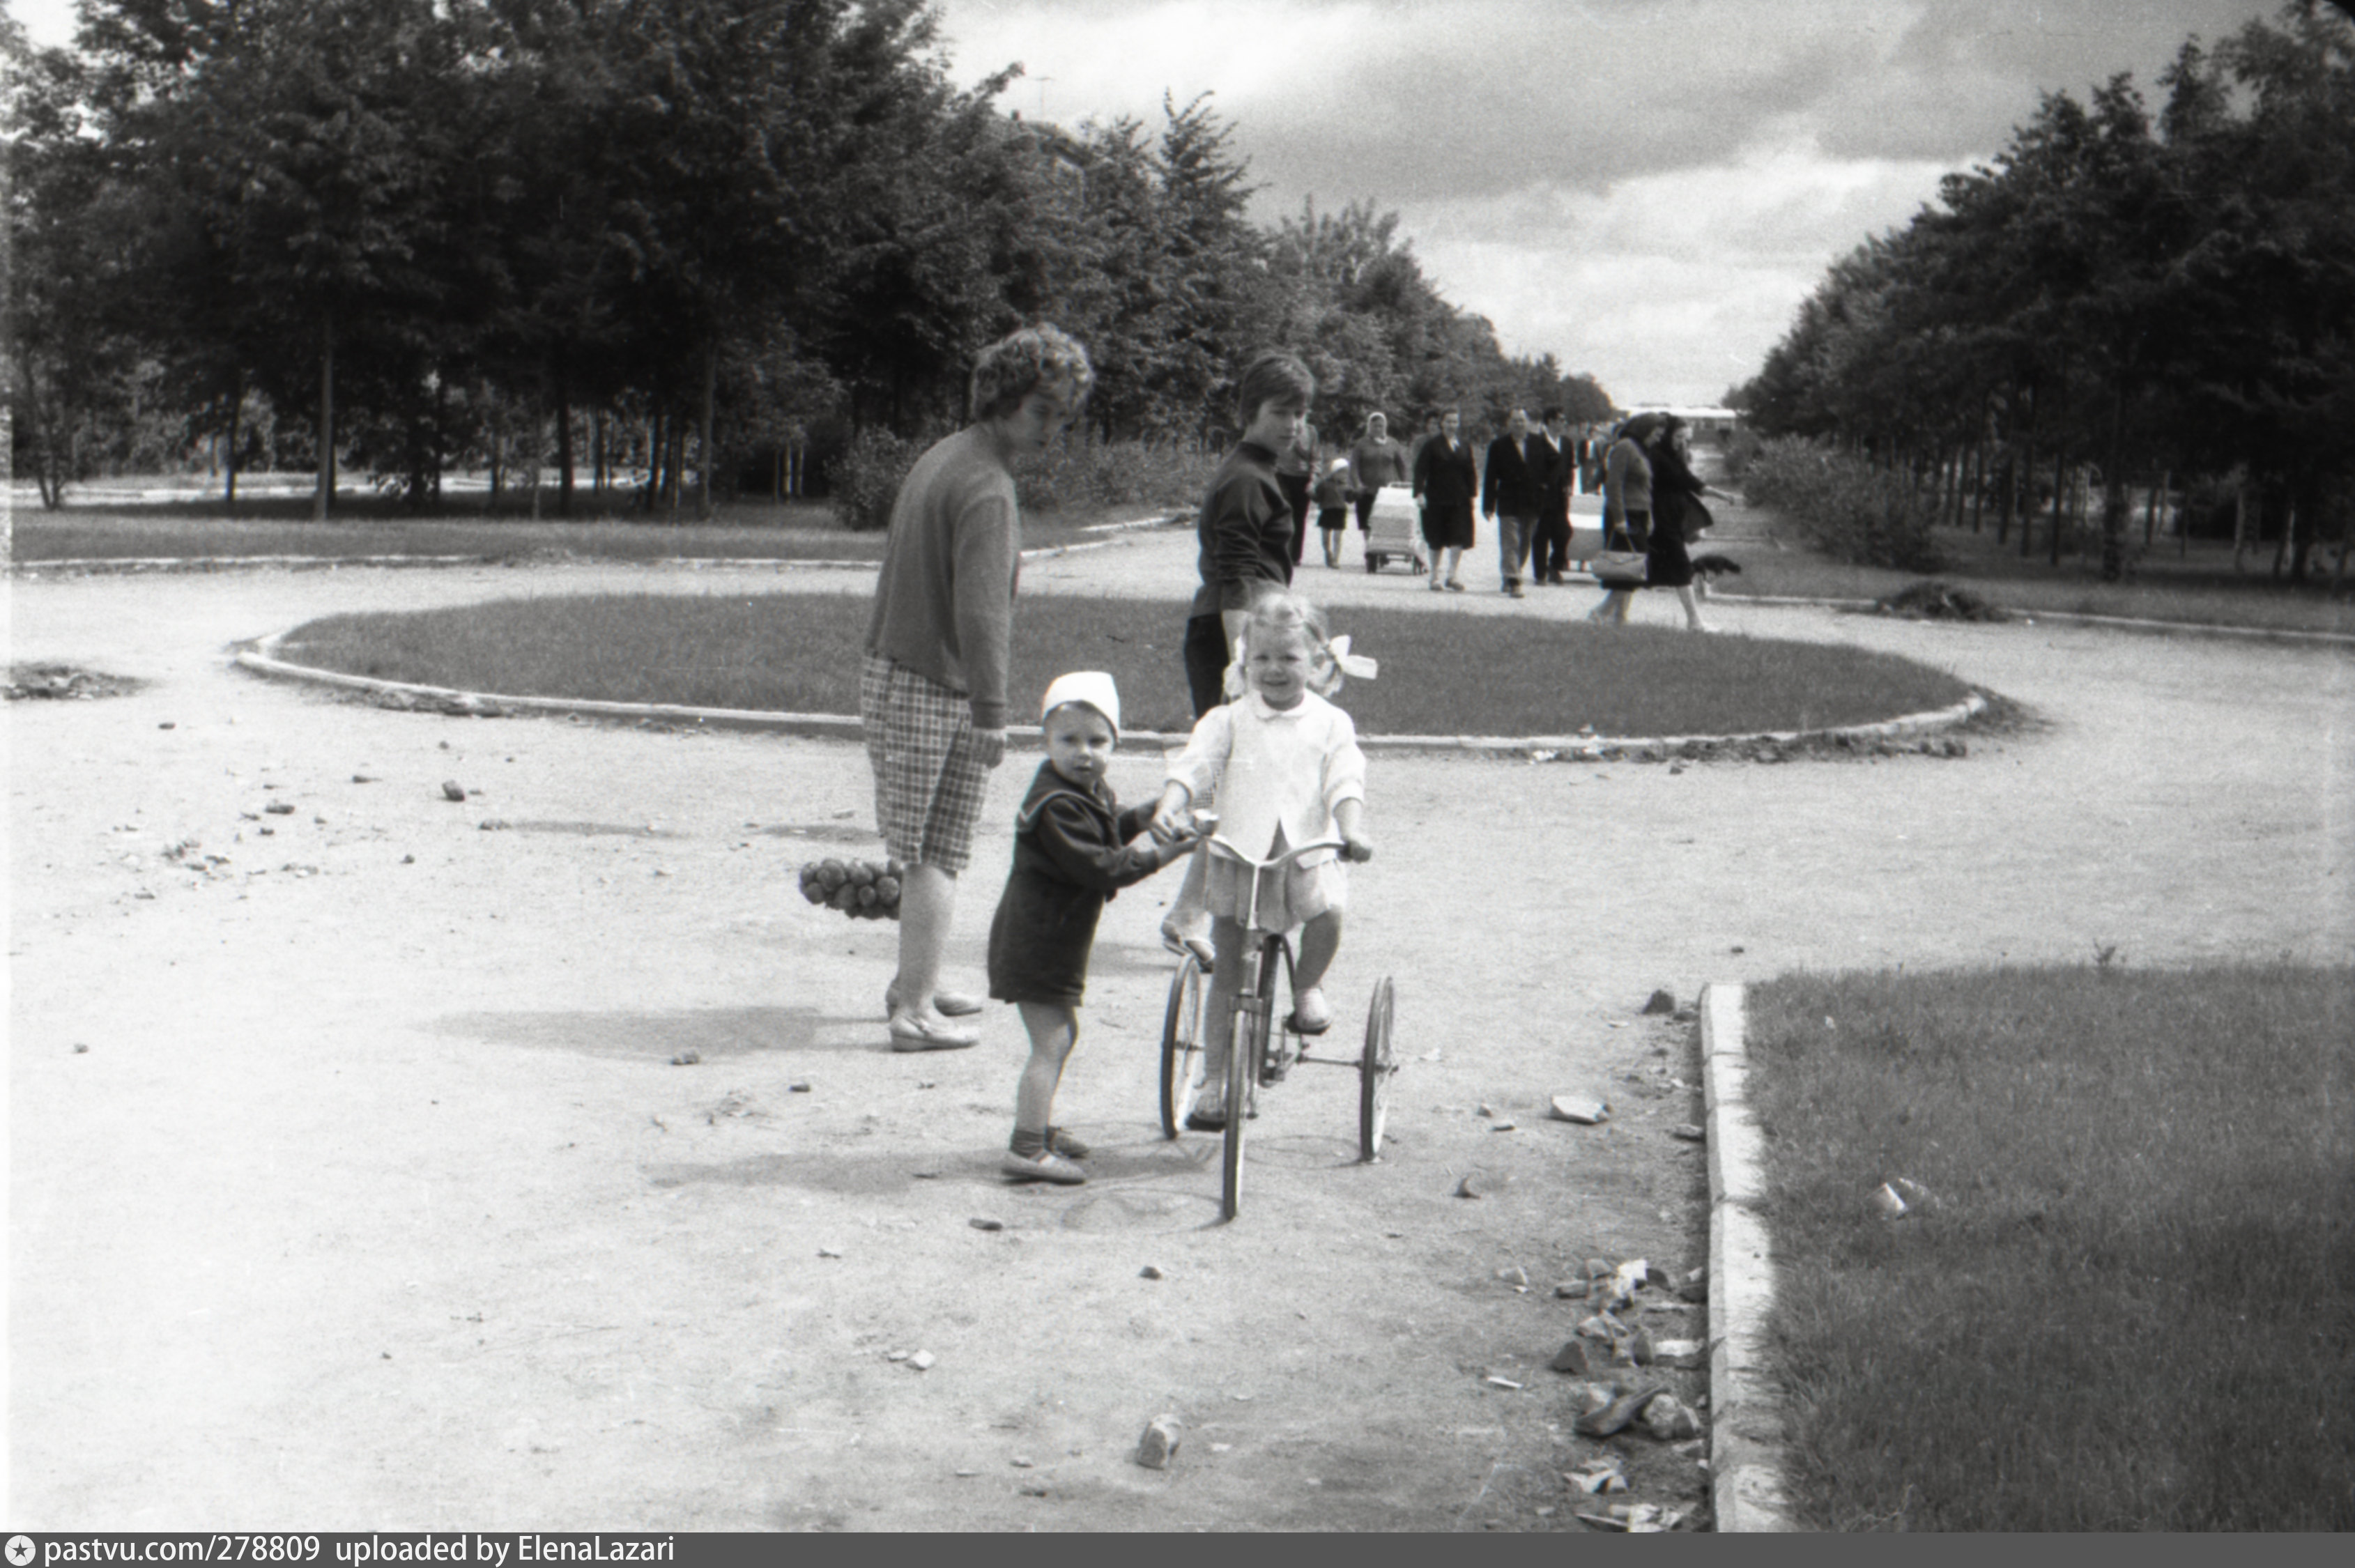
top-left (986, 761), bottom-right (1173, 1006)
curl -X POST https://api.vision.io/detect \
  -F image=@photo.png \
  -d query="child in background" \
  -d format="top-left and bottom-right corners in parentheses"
top-left (1312, 457), bottom-right (1353, 568)
top-left (1150, 591), bottom-right (1374, 1130)
top-left (988, 672), bottom-right (1195, 1183)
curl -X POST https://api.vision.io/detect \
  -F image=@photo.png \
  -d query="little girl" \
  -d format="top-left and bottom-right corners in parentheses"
top-left (1150, 590), bottom-right (1374, 1130)
top-left (988, 672), bottom-right (1193, 1183)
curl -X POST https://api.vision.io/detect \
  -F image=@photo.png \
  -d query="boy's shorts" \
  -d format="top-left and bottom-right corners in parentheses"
top-left (860, 653), bottom-right (989, 874)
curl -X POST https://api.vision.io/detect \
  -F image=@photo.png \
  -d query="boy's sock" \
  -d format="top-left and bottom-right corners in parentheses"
top-left (1009, 1127), bottom-right (1045, 1158)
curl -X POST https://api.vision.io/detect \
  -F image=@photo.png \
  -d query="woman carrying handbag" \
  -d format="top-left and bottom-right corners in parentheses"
top-left (1586, 417), bottom-right (1654, 626)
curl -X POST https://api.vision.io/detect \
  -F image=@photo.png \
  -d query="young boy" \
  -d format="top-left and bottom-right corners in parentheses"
top-left (988, 672), bottom-right (1195, 1183)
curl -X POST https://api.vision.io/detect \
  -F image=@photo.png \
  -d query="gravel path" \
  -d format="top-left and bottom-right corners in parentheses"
top-left (8, 532), bottom-right (2351, 1530)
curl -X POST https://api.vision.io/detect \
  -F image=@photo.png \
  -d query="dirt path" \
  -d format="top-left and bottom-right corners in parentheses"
top-left (8, 534), bottom-right (2352, 1530)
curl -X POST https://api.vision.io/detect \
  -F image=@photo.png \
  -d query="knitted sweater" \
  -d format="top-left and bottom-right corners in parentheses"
top-left (863, 425), bottom-right (1020, 729)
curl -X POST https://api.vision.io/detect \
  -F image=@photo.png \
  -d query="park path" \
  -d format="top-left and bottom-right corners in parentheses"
top-left (7, 531), bottom-right (2351, 1530)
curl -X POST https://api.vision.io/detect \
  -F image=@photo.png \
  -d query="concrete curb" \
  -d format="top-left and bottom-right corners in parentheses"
top-left (1701, 983), bottom-right (1796, 1532)
top-left (232, 629), bottom-right (1988, 759)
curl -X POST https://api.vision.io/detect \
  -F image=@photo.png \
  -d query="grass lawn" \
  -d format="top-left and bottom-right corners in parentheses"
top-left (1744, 963), bottom-right (2355, 1531)
top-left (275, 592), bottom-right (1976, 739)
top-left (1712, 519), bottom-right (2355, 638)
top-left (6, 489), bottom-right (1158, 563)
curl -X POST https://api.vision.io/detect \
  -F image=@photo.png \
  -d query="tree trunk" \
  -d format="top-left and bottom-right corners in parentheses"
top-left (698, 340), bottom-right (717, 521)
top-left (224, 374), bottom-right (243, 517)
top-left (555, 383), bottom-right (574, 517)
top-left (668, 418), bottom-right (685, 520)
top-left (2232, 467), bottom-right (2248, 573)
top-left (314, 312), bottom-right (336, 523)
top-left (2099, 393), bottom-right (2128, 583)
top-left (2046, 449), bottom-right (2068, 566)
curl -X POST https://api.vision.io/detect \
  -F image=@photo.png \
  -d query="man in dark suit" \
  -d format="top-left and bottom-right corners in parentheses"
top-left (1532, 406), bottom-right (1576, 583)
top-left (1482, 407), bottom-right (1544, 597)
top-left (1412, 406), bottom-right (1478, 592)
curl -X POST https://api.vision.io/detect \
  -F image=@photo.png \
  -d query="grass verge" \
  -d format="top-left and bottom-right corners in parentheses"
top-left (1712, 521), bottom-right (2355, 637)
top-left (275, 592), bottom-right (1976, 739)
top-left (7, 493), bottom-right (1161, 564)
top-left (1744, 962), bottom-right (2355, 1530)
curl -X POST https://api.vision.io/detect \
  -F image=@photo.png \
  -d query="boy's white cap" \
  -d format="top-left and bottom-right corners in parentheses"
top-left (1329, 456), bottom-right (1351, 472)
top-left (1041, 670), bottom-right (1120, 737)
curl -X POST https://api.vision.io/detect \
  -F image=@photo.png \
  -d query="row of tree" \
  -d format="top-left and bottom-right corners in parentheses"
top-left (6, 0), bottom-right (1613, 517)
top-left (1730, 1), bottom-right (2354, 581)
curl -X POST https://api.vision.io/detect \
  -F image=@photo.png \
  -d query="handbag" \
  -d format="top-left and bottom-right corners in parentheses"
top-left (1591, 550), bottom-right (1649, 585)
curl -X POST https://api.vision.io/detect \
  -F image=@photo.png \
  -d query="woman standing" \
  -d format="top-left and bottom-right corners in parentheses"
top-left (1639, 414), bottom-right (1731, 632)
top-left (1587, 414), bottom-right (1655, 627)
top-left (1346, 413), bottom-right (1409, 554)
top-left (862, 324), bottom-right (1095, 1050)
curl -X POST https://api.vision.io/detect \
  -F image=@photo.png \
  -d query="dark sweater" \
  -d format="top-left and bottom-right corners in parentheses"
top-left (985, 762), bottom-right (1174, 1006)
top-left (1190, 440), bottom-right (1294, 620)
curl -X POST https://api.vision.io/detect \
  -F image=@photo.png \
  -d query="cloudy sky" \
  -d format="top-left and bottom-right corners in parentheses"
top-left (12, 0), bottom-right (2288, 406)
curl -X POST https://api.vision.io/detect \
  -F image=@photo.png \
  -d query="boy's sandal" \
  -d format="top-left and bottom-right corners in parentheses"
top-left (1160, 929), bottom-right (1215, 973)
top-left (887, 1013), bottom-right (979, 1052)
top-left (1287, 987), bottom-right (1333, 1036)
top-left (1045, 1125), bottom-right (1091, 1160)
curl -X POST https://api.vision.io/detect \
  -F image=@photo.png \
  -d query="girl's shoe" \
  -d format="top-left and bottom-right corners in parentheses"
top-left (1002, 1148), bottom-right (1086, 1185)
top-left (1184, 1089), bottom-right (1228, 1132)
top-left (1287, 986), bottom-right (1332, 1035)
top-left (1045, 1125), bottom-right (1091, 1159)
top-left (1160, 925), bottom-right (1215, 972)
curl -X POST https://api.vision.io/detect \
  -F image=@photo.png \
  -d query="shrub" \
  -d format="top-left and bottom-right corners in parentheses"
top-left (1741, 435), bottom-right (1944, 571)
top-left (829, 426), bottom-right (921, 531)
top-left (1017, 433), bottom-right (1218, 516)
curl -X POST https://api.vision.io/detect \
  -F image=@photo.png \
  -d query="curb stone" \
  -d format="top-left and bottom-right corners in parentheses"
top-left (1701, 983), bottom-right (1796, 1532)
top-left (233, 627), bottom-right (1988, 759)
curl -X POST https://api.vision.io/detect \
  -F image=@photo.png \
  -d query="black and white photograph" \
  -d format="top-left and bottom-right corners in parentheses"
top-left (8, 0), bottom-right (2352, 1535)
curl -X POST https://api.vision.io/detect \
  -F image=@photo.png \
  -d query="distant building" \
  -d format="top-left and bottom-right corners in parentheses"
top-left (1623, 404), bottom-right (1741, 442)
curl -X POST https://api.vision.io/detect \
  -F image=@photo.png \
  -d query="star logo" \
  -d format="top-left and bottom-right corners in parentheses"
top-left (6, 1537), bottom-right (36, 1567)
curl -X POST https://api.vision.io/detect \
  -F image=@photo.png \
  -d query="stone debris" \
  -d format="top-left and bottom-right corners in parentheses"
top-left (1615, 1328), bottom-right (1655, 1367)
top-left (1139, 1265), bottom-right (1165, 1280)
top-left (1456, 1171), bottom-right (1508, 1199)
top-left (1872, 1181), bottom-right (1910, 1218)
top-left (788, 1082), bottom-right (812, 1093)
top-left (1678, 1267), bottom-right (1709, 1304)
top-left (969, 1217), bottom-right (1004, 1231)
top-left (1892, 1176), bottom-right (1940, 1210)
top-left (1569, 1460), bottom-right (1629, 1495)
top-left (1494, 1266), bottom-right (1528, 1288)
top-left (263, 801), bottom-right (296, 815)
top-left (668, 1051), bottom-right (700, 1066)
top-left (907, 1351), bottom-right (935, 1371)
top-left (1549, 1096), bottom-right (1610, 1125)
top-left (1553, 1277), bottom-right (1590, 1300)
top-left (1549, 1339), bottom-right (1600, 1376)
top-left (1653, 1339), bottom-right (1708, 1370)
top-left (1580, 1502), bottom-right (1684, 1532)
top-left (1573, 1387), bottom-right (1658, 1438)
top-left (816, 1246), bottom-right (842, 1258)
top-left (1135, 1415), bottom-right (1181, 1470)
top-left (1669, 1123), bottom-right (1706, 1142)
top-left (440, 780), bottom-right (468, 801)
top-left (1640, 1393), bottom-right (1701, 1441)
top-left (1641, 989), bottom-right (1678, 1015)
top-left (884, 1349), bottom-right (910, 1362)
